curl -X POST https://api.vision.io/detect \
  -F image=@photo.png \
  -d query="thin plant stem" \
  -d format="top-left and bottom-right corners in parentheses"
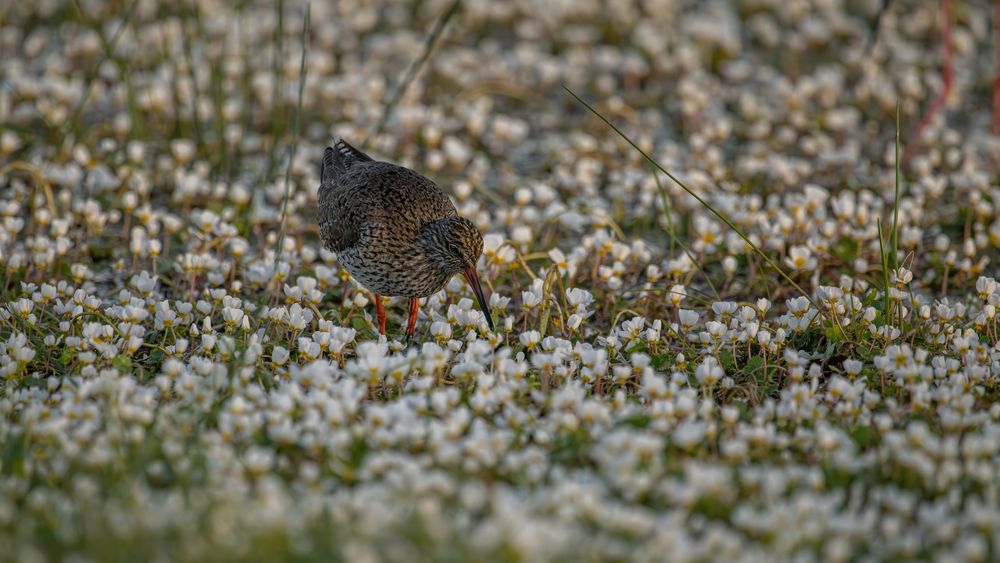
top-left (363, 0), bottom-right (462, 146)
top-left (877, 219), bottom-right (892, 325)
top-left (653, 171), bottom-right (677, 256)
top-left (652, 171), bottom-right (719, 301)
top-left (274, 4), bottom-right (310, 272)
top-left (892, 101), bottom-right (901, 268)
top-left (66, 0), bottom-right (140, 139)
top-left (902, 0), bottom-right (953, 164)
top-left (563, 86), bottom-right (843, 338)
top-left (264, 0), bottom-right (287, 185)
top-left (995, 0), bottom-right (1000, 133)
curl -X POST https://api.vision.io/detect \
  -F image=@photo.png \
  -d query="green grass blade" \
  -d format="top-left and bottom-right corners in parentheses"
top-left (877, 218), bottom-right (891, 325)
top-left (264, 0), bottom-right (287, 185)
top-left (563, 86), bottom-right (829, 323)
top-left (652, 170), bottom-right (719, 300)
top-left (274, 3), bottom-right (311, 271)
top-left (65, 0), bottom-right (140, 139)
top-left (892, 101), bottom-right (901, 269)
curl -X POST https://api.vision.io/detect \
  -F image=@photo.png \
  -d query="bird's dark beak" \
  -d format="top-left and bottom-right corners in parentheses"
top-left (463, 268), bottom-right (494, 331)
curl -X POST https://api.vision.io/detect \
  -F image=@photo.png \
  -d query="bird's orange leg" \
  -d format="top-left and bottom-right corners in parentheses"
top-left (406, 297), bottom-right (419, 340)
top-left (375, 294), bottom-right (386, 336)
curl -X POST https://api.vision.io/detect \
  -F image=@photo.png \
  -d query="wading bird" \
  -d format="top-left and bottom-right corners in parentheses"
top-left (318, 139), bottom-right (494, 339)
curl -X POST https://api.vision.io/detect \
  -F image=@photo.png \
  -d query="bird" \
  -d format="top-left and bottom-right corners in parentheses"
top-left (317, 138), bottom-right (495, 340)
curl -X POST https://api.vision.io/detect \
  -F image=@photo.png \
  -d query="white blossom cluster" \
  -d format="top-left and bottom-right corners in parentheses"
top-left (3, 0), bottom-right (1000, 561)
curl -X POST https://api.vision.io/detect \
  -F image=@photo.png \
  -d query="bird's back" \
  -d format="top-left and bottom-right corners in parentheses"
top-left (341, 161), bottom-right (456, 230)
top-left (317, 139), bottom-right (457, 296)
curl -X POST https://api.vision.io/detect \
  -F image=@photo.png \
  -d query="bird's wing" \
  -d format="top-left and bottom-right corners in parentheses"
top-left (317, 184), bottom-right (362, 253)
top-left (365, 164), bottom-right (457, 223)
top-left (317, 140), bottom-right (376, 253)
top-left (317, 147), bottom-right (457, 253)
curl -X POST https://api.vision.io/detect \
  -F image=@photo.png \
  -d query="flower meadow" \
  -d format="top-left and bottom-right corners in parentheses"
top-left (4, 0), bottom-right (1000, 561)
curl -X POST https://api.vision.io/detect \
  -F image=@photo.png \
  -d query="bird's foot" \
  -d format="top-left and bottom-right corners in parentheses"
top-left (405, 297), bottom-right (420, 344)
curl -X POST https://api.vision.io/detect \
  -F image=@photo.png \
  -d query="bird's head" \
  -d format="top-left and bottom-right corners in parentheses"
top-left (422, 216), bottom-right (483, 274)
top-left (419, 216), bottom-right (494, 331)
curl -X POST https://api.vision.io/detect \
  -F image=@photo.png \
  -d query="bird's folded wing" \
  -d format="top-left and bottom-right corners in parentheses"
top-left (318, 189), bottom-right (362, 253)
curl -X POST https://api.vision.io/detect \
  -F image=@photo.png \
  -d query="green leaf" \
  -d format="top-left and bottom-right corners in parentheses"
top-left (88, 244), bottom-right (114, 261)
top-left (851, 425), bottom-right (879, 449)
top-left (718, 349), bottom-right (736, 372)
top-left (621, 413), bottom-right (651, 429)
top-left (113, 356), bottom-right (133, 372)
top-left (744, 355), bottom-right (778, 395)
top-left (651, 353), bottom-right (674, 370)
top-left (825, 325), bottom-right (844, 343)
top-left (832, 236), bottom-right (859, 263)
top-left (1, 434), bottom-right (26, 477)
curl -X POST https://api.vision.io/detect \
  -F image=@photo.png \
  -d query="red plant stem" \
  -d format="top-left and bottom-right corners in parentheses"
top-left (994, 0), bottom-right (1000, 133)
top-left (903, 0), bottom-right (954, 164)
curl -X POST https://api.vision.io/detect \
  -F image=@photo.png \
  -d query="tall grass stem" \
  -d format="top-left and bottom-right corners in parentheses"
top-left (363, 0), bottom-right (462, 146)
top-left (563, 86), bottom-right (840, 336)
top-left (274, 4), bottom-right (311, 272)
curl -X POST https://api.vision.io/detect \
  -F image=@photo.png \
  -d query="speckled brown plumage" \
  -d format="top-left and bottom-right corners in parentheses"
top-left (318, 139), bottom-right (494, 337)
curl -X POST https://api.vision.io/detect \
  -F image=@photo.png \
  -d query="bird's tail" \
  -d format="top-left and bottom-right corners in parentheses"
top-left (321, 138), bottom-right (374, 185)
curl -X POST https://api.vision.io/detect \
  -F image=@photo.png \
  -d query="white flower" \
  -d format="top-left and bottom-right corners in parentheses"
top-left (430, 321), bottom-right (453, 342)
top-left (976, 276), bottom-right (997, 301)
top-left (222, 306), bottom-right (244, 329)
top-left (695, 357), bottom-right (724, 386)
top-left (757, 329), bottom-right (771, 346)
top-left (567, 314), bottom-right (583, 331)
top-left (272, 345), bottom-right (289, 366)
top-left (511, 225), bottom-right (532, 247)
top-left (756, 298), bottom-right (771, 314)
top-left (170, 139), bottom-right (196, 163)
top-left (522, 279), bottom-right (545, 310)
top-left (678, 309), bottom-right (700, 330)
top-left (519, 330), bottom-right (541, 350)
top-left (891, 266), bottom-right (913, 287)
top-left (348, 341), bottom-right (390, 381)
top-left (669, 284), bottom-right (687, 307)
top-left (785, 245), bottom-right (817, 271)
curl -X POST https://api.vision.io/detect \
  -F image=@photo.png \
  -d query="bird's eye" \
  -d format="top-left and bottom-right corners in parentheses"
top-left (448, 244), bottom-right (461, 256)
